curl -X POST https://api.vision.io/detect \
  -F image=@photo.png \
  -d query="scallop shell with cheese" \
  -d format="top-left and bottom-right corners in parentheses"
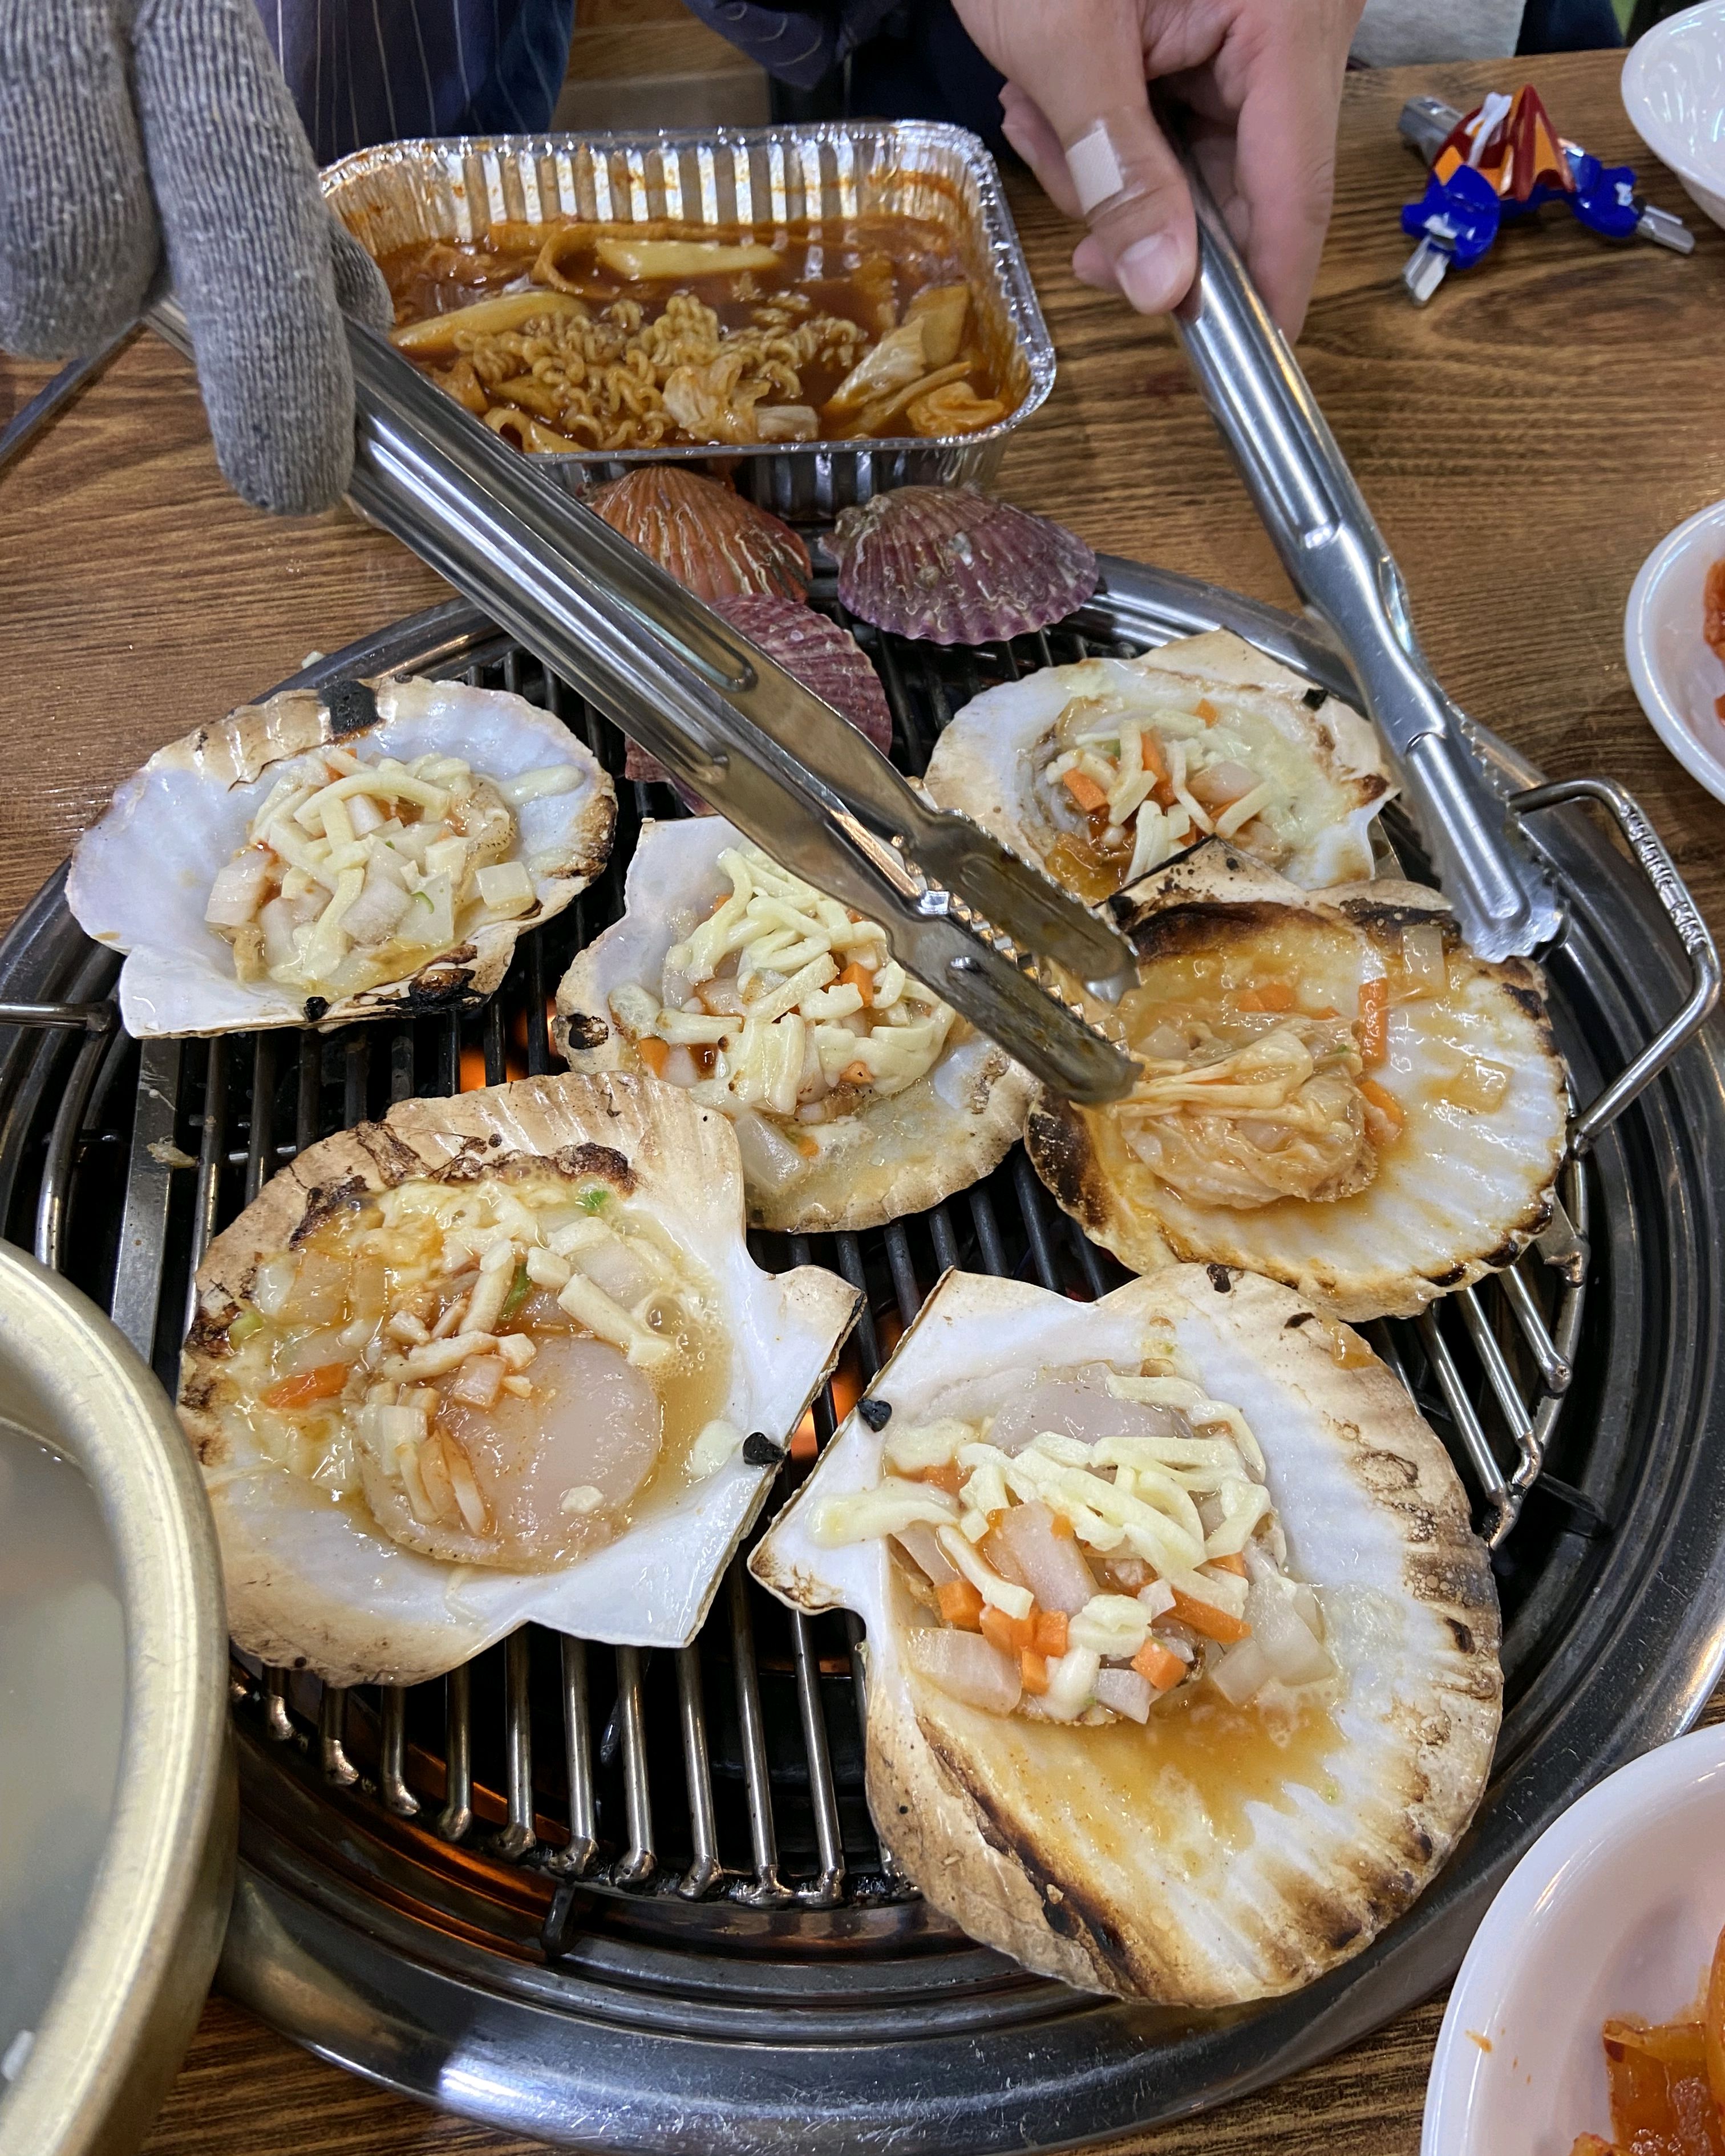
top-left (750, 1265), bottom-right (1501, 2005)
top-left (67, 674), bottom-right (615, 1037)
top-left (1026, 842), bottom-right (1569, 1322)
top-left (552, 816), bottom-right (1032, 1233)
top-left (923, 630), bottom-right (1392, 905)
top-left (178, 1073), bottom-right (860, 1688)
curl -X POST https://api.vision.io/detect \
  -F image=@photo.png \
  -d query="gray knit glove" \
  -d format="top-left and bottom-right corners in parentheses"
top-left (0, 0), bottom-right (392, 514)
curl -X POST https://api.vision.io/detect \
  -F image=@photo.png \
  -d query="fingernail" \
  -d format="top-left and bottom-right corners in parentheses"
top-left (1115, 232), bottom-right (1183, 316)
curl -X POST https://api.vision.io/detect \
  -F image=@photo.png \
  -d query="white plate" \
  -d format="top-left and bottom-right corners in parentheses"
top-left (1622, 0), bottom-right (1725, 228)
top-left (1422, 1724), bottom-right (1725, 2156)
top-left (1624, 496), bottom-right (1725, 806)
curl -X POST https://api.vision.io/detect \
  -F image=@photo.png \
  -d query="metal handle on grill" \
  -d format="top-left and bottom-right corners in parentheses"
top-left (0, 999), bottom-right (116, 1033)
top-left (1512, 776), bottom-right (1722, 1153)
top-left (1170, 154), bottom-right (1565, 963)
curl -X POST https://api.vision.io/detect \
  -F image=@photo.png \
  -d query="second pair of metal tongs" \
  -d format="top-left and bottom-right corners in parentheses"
top-left (1172, 155), bottom-right (1565, 961)
top-left (338, 330), bottom-right (1143, 1105)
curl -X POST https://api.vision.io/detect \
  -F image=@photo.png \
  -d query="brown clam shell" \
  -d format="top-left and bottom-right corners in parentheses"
top-left (586, 467), bottom-right (811, 604)
top-left (829, 484), bottom-right (1098, 645)
top-left (625, 595), bottom-right (894, 800)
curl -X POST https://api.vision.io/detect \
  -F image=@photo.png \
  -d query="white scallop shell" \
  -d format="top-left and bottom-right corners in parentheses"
top-left (550, 816), bottom-right (1032, 1233)
top-left (178, 1074), bottom-right (860, 1689)
top-left (67, 675), bottom-right (616, 1038)
top-left (1025, 844), bottom-right (1569, 1321)
top-left (923, 630), bottom-right (1393, 894)
top-left (751, 1266), bottom-right (1500, 2004)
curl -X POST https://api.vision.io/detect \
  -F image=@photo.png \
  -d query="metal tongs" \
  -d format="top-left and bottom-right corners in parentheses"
top-left (1171, 156), bottom-right (1565, 961)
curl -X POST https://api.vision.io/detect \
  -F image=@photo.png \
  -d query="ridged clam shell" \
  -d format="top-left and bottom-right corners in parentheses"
top-left (624, 598), bottom-right (893, 796)
top-left (177, 1072), bottom-right (861, 1687)
top-left (830, 485), bottom-right (1098, 645)
top-left (586, 467), bottom-right (811, 603)
top-left (750, 1265), bottom-right (1499, 2004)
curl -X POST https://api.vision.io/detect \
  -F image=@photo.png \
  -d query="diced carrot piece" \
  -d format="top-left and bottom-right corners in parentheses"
top-left (1360, 1077), bottom-right (1405, 1131)
top-left (1140, 732), bottom-right (1169, 783)
top-left (1207, 1551), bottom-right (1248, 1578)
top-left (1061, 767), bottom-right (1109, 815)
top-left (838, 1059), bottom-right (873, 1088)
top-left (1032, 1608), bottom-right (1068, 1657)
top-left (937, 1579), bottom-right (983, 1630)
top-left (1234, 982), bottom-right (1295, 1013)
top-left (1020, 1648), bottom-right (1050, 1696)
top-left (1170, 1587), bottom-right (1252, 1644)
top-left (1132, 1640), bottom-right (1187, 1691)
top-left (980, 1604), bottom-right (1036, 1656)
top-left (636, 1035), bottom-right (670, 1077)
top-left (1194, 698), bottom-right (1218, 724)
top-left (261, 1362), bottom-right (350, 1409)
top-left (917, 1461), bottom-right (962, 1496)
top-left (1357, 978), bottom-right (1388, 1065)
top-left (837, 961), bottom-right (874, 1007)
top-left (794, 1132), bottom-right (820, 1158)
top-left (1048, 1511), bottom-right (1076, 1539)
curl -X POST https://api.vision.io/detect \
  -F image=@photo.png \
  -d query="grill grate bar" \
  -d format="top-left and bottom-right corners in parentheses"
top-left (35, 1015), bottom-right (122, 1272)
top-left (112, 1036), bottom-right (180, 1360)
top-left (674, 1643), bottom-right (722, 1896)
top-left (498, 1629), bottom-right (538, 1858)
top-left (612, 1644), bottom-right (657, 1886)
top-left (791, 1610), bottom-right (847, 1904)
top-left (319, 1683), bottom-right (357, 1785)
top-left (1419, 1308), bottom-right (1513, 1533)
top-left (1456, 1287), bottom-right (1535, 1444)
top-left (1499, 1261), bottom-right (1572, 1393)
top-left (246, 1034), bottom-right (276, 1203)
top-left (184, 1037), bottom-right (228, 1338)
top-left (379, 1687), bottom-right (419, 1817)
top-left (438, 1662), bottom-right (474, 1841)
top-left (727, 1559), bottom-right (788, 1904)
top-left (556, 1636), bottom-right (598, 1874)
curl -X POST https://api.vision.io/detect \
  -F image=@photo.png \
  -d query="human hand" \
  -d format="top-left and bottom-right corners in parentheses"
top-left (0, 0), bottom-right (391, 513)
top-left (952, 0), bottom-right (1364, 338)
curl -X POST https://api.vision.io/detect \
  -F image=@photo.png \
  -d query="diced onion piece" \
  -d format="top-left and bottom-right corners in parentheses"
top-left (1244, 1578), bottom-right (1334, 1687)
top-left (447, 1354), bottom-right (504, 1409)
top-left (400, 871), bottom-right (455, 953)
top-left (755, 404), bottom-right (819, 442)
top-left (252, 1252), bottom-right (299, 1319)
top-left (894, 1521), bottom-right (959, 1586)
top-left (496, 764), bottom-right (581, 809)
top-left (728, 1107), bottom-right (805, 1193)
top-left (441, 1434), bottom-right (491, 1534)
top-left (595, 237), bottom-right (781, 279)
top-left (1400, 921), bottom-right (1448, 997)
top-left (987, 1500), bottom-right (1099, 1615)
top-left (1094, 1667), bottom-right (1155, 1723)
top-left (342, 861), bottom-right (412, 946)
top-left (425, 834), bottom-right (468, 882)
top-left (206, 848), bottom-right (273, 928)
top-left (476, 860), bottom-right (536, 917)
top-left (1211, 1635), bottom-right (1274, 1706)
top-left (903, 1625), bottom-right (1022, 1716)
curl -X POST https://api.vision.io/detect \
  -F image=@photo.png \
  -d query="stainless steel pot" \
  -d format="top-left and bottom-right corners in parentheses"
top-left (0, 1243), bottom-right (232, 2156)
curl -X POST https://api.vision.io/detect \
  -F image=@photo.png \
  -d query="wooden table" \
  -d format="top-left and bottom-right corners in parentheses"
top-left (2, 45), bottom-right (1719, 2156)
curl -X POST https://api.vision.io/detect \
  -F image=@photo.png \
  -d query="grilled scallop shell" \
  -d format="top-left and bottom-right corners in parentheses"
top-left (586, 466), bottom-right (811, 603)
top-left (551, 816), bottom-right (1032, 1233)
top-left (923, 629), bottom-right (1393, 893)
top-left (829, 484), bottom-right (1098, 645)
top-left (178, 1074), bottom-right (860, 1689)
top-left (1026, 844), bottom-right (1569, 1322)
top-left (751, 1266), bottom-right (1501, 2004)
top-left (66, 674), bottom-right (615, 1038)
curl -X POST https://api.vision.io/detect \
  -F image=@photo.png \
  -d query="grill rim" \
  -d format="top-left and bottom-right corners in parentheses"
top-left (5, 565), bottom-right (1724, 2149)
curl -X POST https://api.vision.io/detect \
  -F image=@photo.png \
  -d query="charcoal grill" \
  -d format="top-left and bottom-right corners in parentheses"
top-left (5, 560), bottom-right (1725, 2153)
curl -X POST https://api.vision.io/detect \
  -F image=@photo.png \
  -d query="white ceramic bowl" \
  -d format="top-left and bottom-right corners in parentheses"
top-left (1422, 1724), bottom-right (1725, 2156)
top-left (1623, 496), bottom-right (1725, 806)
top-left (1622, 0), bottom-right (1725, 229)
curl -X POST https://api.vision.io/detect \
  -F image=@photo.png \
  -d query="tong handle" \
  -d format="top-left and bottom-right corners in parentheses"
top-left (1169, 154), bottom-right (1563, 961)
top-left (1512, 777), bottom-right (1722, 1153)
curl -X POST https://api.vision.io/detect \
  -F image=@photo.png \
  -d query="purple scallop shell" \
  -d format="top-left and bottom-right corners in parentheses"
top-left (829, 485), bottom-right (1098, 646)
top-left (623, 596), bottom-right (894, 809)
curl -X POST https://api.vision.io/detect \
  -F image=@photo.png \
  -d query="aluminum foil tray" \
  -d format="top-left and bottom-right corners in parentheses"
top-left (321, 121), bottom-right (1055, 521)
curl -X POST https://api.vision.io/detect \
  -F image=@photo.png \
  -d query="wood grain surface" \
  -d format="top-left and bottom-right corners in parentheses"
top-left (0, 46), bottom-right (1718, 2156)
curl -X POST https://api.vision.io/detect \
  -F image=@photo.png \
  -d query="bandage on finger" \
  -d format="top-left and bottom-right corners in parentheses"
top-left (1066, 119), bottom-right (1135, 217)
